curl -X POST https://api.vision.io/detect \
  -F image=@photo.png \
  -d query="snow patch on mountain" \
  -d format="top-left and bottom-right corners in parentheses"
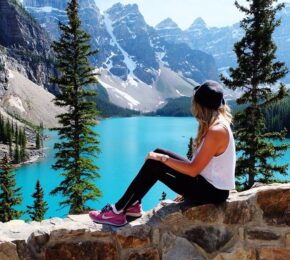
top-left (25, 6), bottom-right (65, 13)
top-left (98, 78), bottom-right (140, 108)
top-left (103, 13), bottom-right (137, 78)
top-left (98, 70), bottom-right (163, 111)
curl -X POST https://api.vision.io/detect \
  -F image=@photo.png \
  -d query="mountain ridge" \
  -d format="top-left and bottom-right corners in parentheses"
top-left (22, 0), bottom-right (220, 111)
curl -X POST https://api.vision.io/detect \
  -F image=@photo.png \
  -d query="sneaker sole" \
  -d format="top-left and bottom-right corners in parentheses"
top-left (126, 212), bottom-right (142, 217)
top-left (91, 219), bottom-right (128, 227)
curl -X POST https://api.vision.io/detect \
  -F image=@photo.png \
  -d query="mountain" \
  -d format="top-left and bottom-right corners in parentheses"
top-left (1, 69), bottom-right (66, 127)
top-left (22, 0), bottom-right (219, 111)
top-left (0, 0), bottom-right (58, 93)
top-left (155, 18), bottom-right (185, 44)
top-left (0, 0), bottom-right (64, 127)
top-left (155, 5), bottom-right (290, 83)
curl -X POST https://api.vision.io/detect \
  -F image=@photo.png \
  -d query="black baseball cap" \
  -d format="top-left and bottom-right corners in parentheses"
top-left (193, 80), bottom-right (225, 110)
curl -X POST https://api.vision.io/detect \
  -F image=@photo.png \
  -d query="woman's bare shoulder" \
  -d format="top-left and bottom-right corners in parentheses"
top-left (207, 123), bottom-right (229, 145)
top-left (208, 123), bottom-right (228, 136)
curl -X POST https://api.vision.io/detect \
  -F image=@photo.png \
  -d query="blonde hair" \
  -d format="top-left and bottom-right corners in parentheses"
top-left (191, 99), bottom-right (233, 150)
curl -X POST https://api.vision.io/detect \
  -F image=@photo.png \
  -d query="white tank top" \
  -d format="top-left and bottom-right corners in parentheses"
top-left (194, 123), bottom-right (236, 190)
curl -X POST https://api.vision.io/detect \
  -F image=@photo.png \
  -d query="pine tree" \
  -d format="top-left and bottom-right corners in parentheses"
top-left (187, 137), bottom-right (194, 160)
top-left (20, 128), bottom-right (27, 162)
top-left (27, 180), bottom-right (48, 221)
top-left (39, 122), bottom-right (44, 148)
top-left (221, 0), bottom-right (289, 190)
top-left (15, 124), bottom-right (19, 146)
top-left (50, 0), bottom-right (101, 214)
top-left (9, 142), bottom-right (13, 158)
top-left (11, 120), bottom-right (14, 136)
top-left (20, 144), bottom-right (26, 162)
top-left (0, 114), bottom-right (3, 141)
top-left (18, 128), bottom-right (23, 147)
top-left (22, 128), bottom-right (27, 148)
top-left (3, 120), bottom-right (8, 144)
top-left (8, 131), bottom-right (13, 157)
top-left (36, 132), bottom-right (41, 150)
top-left (0, 153), bottom-right (22, 222)
top-left (14, 144), bottom-right (20, 164)
top-left (6, 119), bottom-right (11, 145)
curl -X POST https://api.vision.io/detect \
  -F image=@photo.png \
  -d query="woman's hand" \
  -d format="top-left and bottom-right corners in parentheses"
top-left (146, 152), bottom-right (163, 161)
top-left (174, 195), bottom-right (184, 202)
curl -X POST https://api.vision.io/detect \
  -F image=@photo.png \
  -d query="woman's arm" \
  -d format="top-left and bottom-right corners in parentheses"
top-left (147, 125), bottom-right (229, 178)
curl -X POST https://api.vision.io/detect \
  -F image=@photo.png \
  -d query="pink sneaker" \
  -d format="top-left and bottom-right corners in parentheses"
top-left (126, 202), bottom-right (143, 217)
top-left (89, 204), bottom-right (127, 226)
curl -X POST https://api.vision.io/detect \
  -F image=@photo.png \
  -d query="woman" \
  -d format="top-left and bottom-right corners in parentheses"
top-left (89, 80), bottom-right (236, 226)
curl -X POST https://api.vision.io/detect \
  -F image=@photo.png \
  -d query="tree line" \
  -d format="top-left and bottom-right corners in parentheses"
top-left (0, 114), bottom-right (44, 163)
top-left (0, 113), bottom-right (27, 163)
top-left (263, 94), bottom-right (290, 137)
top-left (0, 115), bottom-right (46, 222)
top-left (0, 153), bottom-right (48, 222)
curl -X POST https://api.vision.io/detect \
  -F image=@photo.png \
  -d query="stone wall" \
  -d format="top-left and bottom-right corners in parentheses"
top-left (0, 183), bottom-right (290, 259)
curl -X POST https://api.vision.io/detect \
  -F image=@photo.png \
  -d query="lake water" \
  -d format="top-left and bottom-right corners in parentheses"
top-left (15, 117), bottom-right (290, 220)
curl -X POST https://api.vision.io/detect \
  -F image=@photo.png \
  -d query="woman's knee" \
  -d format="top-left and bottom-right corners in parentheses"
top-left (154, 148), bottom-right (167, 154)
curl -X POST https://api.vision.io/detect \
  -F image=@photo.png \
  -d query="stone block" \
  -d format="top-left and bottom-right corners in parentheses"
top-left (45, 240), bottom-right (118, 260)
top-left (27, 230), bottom-right (50, 259)
top-left (0, 242), bottom-right (19, 260)
top-left (286, 234), bottom-right (290, 246)
top-left (184, 226), bottom-right (233, 253)
top-left (246, 229), bottom-right (280, 240)
top-left (151, 228), bottom-right (159, 246)
top-left (214, 248), bottom-right (256, 260)
top-left (223, 200), bottom-right (254, 224)
top-left (257, 188), bottom-right (290, 225)
top-left (116, 225), bottom-right (151, 249)
top-left (258, 247), bottom-right (290, 260)
top-left (162, 232), bottom-right (205, 260)
top-left (184, 204), bottom-right (221, 223)
top-left (13, 240), bottom-right (33, 260)
top-left (128, 248), bottom-right (159, 260)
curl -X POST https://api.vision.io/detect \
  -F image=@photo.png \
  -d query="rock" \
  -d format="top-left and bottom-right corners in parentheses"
top-left (257, 187), bottom-right (290, 225)
top-left (214, 248), bottom-right (256, 260)
top-left (258, 247), bottom-right (290, 260)
top-left (116, 224), bottom-right (151, 249)
top-left (0, 0), bottom-right (57, 92)
top-left (184, 203), bottom-right (221, 223)
top-left (13, 240), bottom-right (33, 260)
top-left (286, 234), bottom-right (290, 245)
top-left (0, 184), bottom-right (290, 259)
top-left (27, 230), bottom-right (50, 259)
top-left (151, 228), bottom-right (160, 246)
top-left (246, 229), bottom-right (280, 240)
top-left (128, 248), bottom-right (159, 260)
top-left (0, 242), bottom-right (19, 260)
top-left (223, 199), bottom-right (255, 224)
top-left (45, 240), bottom-right (118, 260)
top-left (162, 232), bottom-right (205, 260)
top-left (184, 226), bottom-right (233, 253)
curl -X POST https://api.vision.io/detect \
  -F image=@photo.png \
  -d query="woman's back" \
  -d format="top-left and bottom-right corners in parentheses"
top-left (198, 122), bottom-right (236, 190)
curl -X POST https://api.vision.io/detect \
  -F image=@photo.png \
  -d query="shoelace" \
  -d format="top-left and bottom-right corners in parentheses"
top-left (101, 204), bottom-right (112, 213)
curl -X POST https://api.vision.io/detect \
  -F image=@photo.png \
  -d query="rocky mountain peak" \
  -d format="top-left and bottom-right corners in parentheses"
top-left (155, 18), bottom-right (180, 30)
top-left (0, 0), bottom-right (49, 52)
top-left (106, 3), bottom-right (144, 24)
top-left (188, 17), bottom-right (207, 30)
top-left (0, 0), bottom-right (57, 93)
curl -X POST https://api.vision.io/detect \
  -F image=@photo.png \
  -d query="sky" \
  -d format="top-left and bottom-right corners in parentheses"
top-left (95, 0), bottom-right (290, 29)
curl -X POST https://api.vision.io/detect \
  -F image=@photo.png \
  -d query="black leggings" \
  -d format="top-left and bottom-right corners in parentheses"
top-left (115, 148), bottom-right (229, 211)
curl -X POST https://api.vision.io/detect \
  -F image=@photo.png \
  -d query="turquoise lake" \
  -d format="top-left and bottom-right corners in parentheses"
top-left (15, 117), bottom-right (290, 220)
